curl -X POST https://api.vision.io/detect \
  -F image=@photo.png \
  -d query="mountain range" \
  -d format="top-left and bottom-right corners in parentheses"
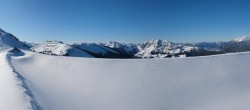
top-left (1, 28), bottom-right (250, 58)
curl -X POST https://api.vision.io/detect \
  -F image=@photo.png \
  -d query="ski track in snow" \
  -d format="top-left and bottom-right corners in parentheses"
top-left (1, 50), bottom-right (42, 110)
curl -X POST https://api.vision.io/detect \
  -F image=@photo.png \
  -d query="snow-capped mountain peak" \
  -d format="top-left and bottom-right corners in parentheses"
top-left (107, 41), bottom-right (123, 48)
top-left (0, 29), bottom-right (29, 51)
top-left (105, 41), bottom-right (139, 56)
top-left (141, 39), bottom-right (172, 49)
top-left (136, 39), bottom-right (176, 58)
top-left (232, 36), bottom-right (250, 42)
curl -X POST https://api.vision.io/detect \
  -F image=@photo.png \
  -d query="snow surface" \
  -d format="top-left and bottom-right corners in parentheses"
top-left (0, 52), bottom-right (32, 110)
top-left (3, 50), bottom-right (249, 110)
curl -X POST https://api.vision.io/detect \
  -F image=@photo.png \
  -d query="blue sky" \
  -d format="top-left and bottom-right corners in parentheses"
top-left (0, 0), bottom-right (250, 43)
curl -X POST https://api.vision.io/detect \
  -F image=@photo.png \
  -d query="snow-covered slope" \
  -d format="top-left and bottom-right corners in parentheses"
top-left (22, 41), bottom-right (38, 48)
top-left (105, 41), bottom-right (139, 57)
top-left (0, 28), bottom-right (29, 52)
top-left (5, 50), bottom-right (250, 110)
top-left (136, 39), bottom-right (198, 58)
top-left (0, 50), bottom-right (41, 110)
top-left (136, 39), bottom-right (175, 58)
top-left (75, 43), bottom-right (119, 55)
top-left (73, 43), bottom-right (126, 58)
top-left (31, 41), bottom-right (94, 57)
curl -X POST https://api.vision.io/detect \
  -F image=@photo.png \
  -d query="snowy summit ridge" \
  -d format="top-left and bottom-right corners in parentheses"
top-left (1, 28), bottom-right (250, 58)
top-left (232, 36), bottom-right (250, 42)
top-left (0, 29), bottom-right (29, 52)
top-left (31, 40), bottom-right (94, 57)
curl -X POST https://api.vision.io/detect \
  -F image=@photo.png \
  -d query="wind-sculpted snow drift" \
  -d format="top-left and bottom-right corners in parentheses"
top-left (0, 51), bottom-right (38, 110)
top-left (5, 50), bottom-right (250, 110)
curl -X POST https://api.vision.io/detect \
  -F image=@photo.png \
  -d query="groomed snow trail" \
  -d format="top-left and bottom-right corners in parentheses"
top-left (0, 50), bottom-right (41, 110)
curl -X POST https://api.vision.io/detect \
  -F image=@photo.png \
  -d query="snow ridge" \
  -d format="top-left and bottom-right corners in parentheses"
top-left (6, 49), bottom-right (42, 110)
top-left (31, 41), bottom-right (94, 57)
top-left (232, 36), bottom-right (250, 42)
